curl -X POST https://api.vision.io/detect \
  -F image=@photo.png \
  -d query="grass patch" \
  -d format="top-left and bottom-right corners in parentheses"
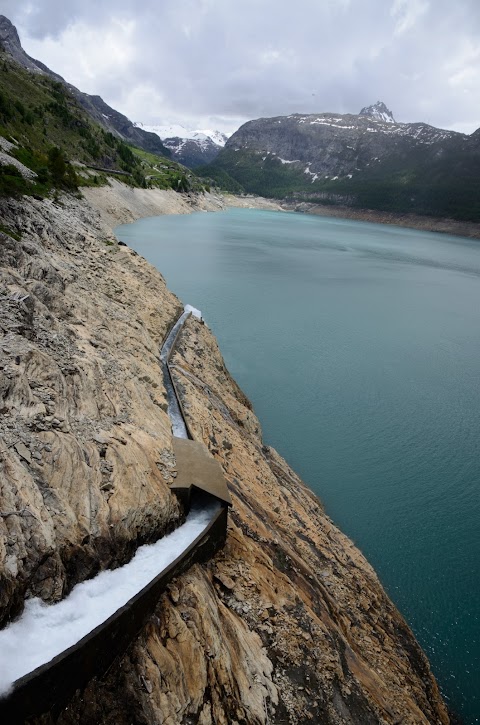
top-left (0, 222), bottom-right (21, 240)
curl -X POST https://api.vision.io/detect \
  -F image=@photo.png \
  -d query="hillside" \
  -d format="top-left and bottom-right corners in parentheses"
top-left (0, 186), bottom-right (450, 723)
top-left (202, 104), bottom-right (480, 222)
top-left (0, 15), bottom-right (170, 158)
top-left (0, 37), bottom-right (206, 198)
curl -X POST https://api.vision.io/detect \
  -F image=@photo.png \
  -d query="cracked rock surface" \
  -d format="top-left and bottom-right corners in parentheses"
top-left (0, 187), bottom-right (449, 724)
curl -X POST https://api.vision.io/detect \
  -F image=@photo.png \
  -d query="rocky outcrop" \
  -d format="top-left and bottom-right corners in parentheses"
top-left (0, 193), bottom-right (184, 626)
top-left (359, 101), bottom-right (396, 124)
top-left (0, 188), bottom-right (449, 724)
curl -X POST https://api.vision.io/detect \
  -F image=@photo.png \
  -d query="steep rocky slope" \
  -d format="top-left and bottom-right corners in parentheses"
top-left (0, 188), bottom-right (449, 724)
top-left (0, 15), bottom-right (169, 157)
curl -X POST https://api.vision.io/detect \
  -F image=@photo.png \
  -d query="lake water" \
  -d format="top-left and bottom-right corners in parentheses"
top-left (117, 208), bottom-right (480, 724)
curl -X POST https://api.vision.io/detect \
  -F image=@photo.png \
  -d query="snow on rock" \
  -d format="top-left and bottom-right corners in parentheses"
top-left (197, 129), bottom-right (229, 147)
top-left (135, 123), bottom-right (230, 147)
top-left (360, 101), bottom-right (396, 124)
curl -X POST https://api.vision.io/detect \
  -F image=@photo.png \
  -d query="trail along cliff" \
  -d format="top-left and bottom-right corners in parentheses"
top-left (0, 184), bottom-right (449, 724)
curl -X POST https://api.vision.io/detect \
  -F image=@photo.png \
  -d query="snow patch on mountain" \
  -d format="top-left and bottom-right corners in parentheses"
top-left (135, 123), bottom-right (229, 147)
top-left (360, 101), bottom-right (396, 124)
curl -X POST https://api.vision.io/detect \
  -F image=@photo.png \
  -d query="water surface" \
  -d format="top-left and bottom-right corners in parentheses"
top-left (117, 208), bottom-right (480, 723)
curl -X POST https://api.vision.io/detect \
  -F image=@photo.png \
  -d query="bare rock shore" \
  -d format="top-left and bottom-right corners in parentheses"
top-left (0, 186), bottom-right (449, 724)
top-left (287, 201), bottom-right (480, 239)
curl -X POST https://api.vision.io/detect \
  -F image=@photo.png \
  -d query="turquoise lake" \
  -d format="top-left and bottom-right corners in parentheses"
top-left (117, 208), bottom-right (480, 723)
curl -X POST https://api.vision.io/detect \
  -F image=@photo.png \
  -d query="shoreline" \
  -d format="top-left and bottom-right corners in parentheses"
top-left (82, 180), bottom-right (477, 244)
top-left (283, 201), bottom-right (480, 240)
top-left (81, 180), bottom-right (282, 230)
top-left (0, 182), bottom-right (451, 722)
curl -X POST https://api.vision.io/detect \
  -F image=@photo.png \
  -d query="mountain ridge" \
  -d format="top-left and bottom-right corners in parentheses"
top-left (0, 15), bottom-right (170, 157)
top-left (202, 105), bottom-right (480, 221)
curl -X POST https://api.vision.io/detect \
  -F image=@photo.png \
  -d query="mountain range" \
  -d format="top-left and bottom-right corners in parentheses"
top-left (2, 12), bottom-right (480, 223)
top-left (200, 101), bottom-right (480, 221)
top-left (135, 122), bottom-right (229, 167)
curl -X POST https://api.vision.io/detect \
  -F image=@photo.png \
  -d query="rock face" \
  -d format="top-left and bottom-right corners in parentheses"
top-left (222, 109), bottom-right (461, 180)
top-left (0, 15), bottom-right (170, 157)
top-left (359, 101), bottom-right (396, 123)
top-left (0, 194), bottom-right (184, 625)
top-left (0, 189), bottom-right (450, 724)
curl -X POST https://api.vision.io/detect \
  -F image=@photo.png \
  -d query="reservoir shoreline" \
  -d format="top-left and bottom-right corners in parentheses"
top-left (0, 183), bottom-right (452, 722)
top-left (115, 203), bottom-right (479, 723)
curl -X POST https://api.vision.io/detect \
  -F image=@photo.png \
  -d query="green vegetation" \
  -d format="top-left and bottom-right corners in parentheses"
top-left (0, 221), bottom-right (21, 240)
top-left (205, 138), bottom-right (480, 222)
top-left (129, 145), bottom-right (209, 193)
top-left (0, 49), bottom-right (208, 199)
top-left (195, 164), bottom-right (244, 194)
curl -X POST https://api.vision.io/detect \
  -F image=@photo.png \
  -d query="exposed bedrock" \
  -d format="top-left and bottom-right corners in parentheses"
top-left (0, 190), bottom-right (449, 724)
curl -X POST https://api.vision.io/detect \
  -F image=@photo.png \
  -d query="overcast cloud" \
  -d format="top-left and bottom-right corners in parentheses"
top-left (2, 0), bottom-right (480, 134)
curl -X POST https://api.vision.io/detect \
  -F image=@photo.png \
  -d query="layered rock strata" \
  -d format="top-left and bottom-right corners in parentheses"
top-left (0, 189), bottom-right (449, 724)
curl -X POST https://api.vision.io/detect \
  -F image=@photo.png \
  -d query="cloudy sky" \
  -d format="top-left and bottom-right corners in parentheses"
top-left (3, 0), bottom-right (480, 135)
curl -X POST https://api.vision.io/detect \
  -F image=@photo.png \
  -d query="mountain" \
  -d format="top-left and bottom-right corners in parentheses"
top-left (202, 103), bottom-right (480, 221)
top-left (137, 122), bottom-right (229, 168)
top-left (0, 16), bottom-right (209, 199)
top-left (0, 15), bottom-right (170, 157)
top-left (360, 101), bottom-right (395, 123)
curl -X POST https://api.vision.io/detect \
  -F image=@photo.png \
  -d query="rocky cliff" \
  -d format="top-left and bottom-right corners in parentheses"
top-left (0, 186), bottom-right (450, 724)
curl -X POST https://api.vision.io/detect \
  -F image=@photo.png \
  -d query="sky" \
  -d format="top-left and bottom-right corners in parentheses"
top-left (2, 0), bottom-right (480, 135)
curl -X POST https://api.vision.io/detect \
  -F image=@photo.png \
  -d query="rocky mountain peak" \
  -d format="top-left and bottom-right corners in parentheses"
top-left (0, 15), bottom-right (20, 47)
top-left (0, 15), bottom-right (59, 74)
top-left (360, 101), bottom-right (396, 123)
top-left (0, 14), bottom-right (39, 70)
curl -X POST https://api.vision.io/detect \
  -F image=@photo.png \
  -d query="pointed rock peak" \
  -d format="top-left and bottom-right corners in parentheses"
top-left (0, 15), bottom-right (51, 74)
top-left (0, 15), bottom-right (21, 49)
top-left (360, 101), bottom-right (396, 123)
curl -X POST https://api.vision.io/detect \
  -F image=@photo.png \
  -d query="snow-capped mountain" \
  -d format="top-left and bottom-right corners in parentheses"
top-left (360, 101), bottom-right (396, 124)
top-left (205, 101), bottom-right (479, 221)
top-left (134, 122), bottom-right (230, 167)
top-left (219, 102), bottom-right (460, 183)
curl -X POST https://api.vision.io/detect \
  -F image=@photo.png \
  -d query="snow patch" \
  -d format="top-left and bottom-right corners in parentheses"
top-left (137, 123), bottom-right (229, 147)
